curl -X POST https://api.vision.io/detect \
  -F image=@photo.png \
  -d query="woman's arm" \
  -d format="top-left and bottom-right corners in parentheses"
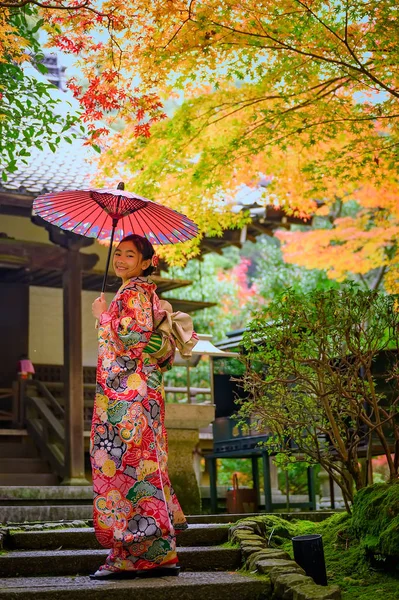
top-left (99, 288), bottom-right (153, 357)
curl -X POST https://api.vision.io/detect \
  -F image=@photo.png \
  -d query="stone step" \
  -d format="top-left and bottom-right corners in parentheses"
top-left (187, 512), bottom-right (335, 524)
top-left (0, 502), bottom-right (336, 525)
top-left (0, 505), bottom-right (92, 523)
top-left (0, 547), bottom-right (242, 578)
top-left (0, 459), bottom-right (51, 475)
top-left (0, 572), bottom-right (270, 600)
top-left (0, 474), bottom-right (58, 487)
top-left (6, 524), bottom-right (229, 550)
top-left (0, 486), bottom-right (92, 502)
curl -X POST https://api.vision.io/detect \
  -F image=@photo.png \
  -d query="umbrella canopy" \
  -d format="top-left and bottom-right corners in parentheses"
top-left (32, 183), bottom-right (198, 291)
top-left (33, 185), bottom-right (198, 245)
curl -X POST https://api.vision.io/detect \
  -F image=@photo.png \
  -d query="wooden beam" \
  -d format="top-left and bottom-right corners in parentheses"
top-left (0, 238), bottom-right (99, 272)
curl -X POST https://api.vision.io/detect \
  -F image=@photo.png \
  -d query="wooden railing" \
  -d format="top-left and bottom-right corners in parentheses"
top-left (15, 377), bottom-right (213, 482)
top-left (22, 379), bottom-right (66, 479)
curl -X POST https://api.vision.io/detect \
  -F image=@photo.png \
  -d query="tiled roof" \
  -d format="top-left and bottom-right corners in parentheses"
top-left (0, 138), bottom-right (97, 197)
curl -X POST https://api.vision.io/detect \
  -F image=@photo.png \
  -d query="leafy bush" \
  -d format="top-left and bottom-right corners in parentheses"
top-left (239, 285), bottom-right (399, 510)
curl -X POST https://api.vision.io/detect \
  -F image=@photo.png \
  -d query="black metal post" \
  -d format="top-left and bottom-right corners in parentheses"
top-left (208, 457), bottom-right (218, 514)
top-left (292, 534), bottom-right (328, 586)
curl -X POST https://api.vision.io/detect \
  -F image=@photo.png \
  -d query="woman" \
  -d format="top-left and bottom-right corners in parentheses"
top-left (90, 234), bottom-right (188, 580)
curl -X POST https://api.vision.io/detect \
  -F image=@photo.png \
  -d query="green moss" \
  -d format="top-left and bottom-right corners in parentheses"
top-left (350, 481), bottom-right (399, 560)
top-left (238, 501), bottom-right (399, 600)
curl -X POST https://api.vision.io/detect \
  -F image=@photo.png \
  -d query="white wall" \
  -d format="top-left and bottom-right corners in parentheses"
top-left (29, 287), bottom-right (114, 366)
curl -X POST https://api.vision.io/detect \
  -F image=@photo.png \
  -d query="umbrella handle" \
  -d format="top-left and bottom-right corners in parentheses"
top-left (102, 216), bottom-right (119, 292)
top-left (96, 217), bottom-right (118, 330)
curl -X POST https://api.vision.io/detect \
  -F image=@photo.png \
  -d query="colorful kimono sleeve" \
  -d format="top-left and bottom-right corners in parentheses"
top-left (99, 288), bottom-right (153, 357)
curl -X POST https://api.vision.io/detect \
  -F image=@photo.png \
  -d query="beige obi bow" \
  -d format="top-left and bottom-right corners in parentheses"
top-left (153, 300), bottom-right (198, 359)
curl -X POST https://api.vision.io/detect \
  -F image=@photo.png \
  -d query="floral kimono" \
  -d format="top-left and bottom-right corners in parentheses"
top-left (90, 276), bottom-right (188, 573)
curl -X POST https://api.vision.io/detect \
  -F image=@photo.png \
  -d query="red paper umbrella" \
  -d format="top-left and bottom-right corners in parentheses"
top-left (33, 182), bottom-right (198, 290)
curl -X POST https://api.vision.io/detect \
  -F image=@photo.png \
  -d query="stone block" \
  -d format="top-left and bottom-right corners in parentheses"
top-left (229, 524), bottom-right (254, 537)
top-left (256, 558), bottom-right (300, 575)
top-left (246, 550), bottom-right (275, 571)
top-left (269, 565), bottom-right (306, 584)
top-left (167, 429), bottom-right (201, 515)
top-left (231, 530), bottom-right (264, 543)
top-left (241, 543), bottom-right (267, 559)
top-left (292, 584), bottom-right (341, 600)
top-left (231, 533), bottom-right (258, 544)
top-left (246, 549), bottom-right (289, 572)
top-left (273, 573), bottom-right (314, 600)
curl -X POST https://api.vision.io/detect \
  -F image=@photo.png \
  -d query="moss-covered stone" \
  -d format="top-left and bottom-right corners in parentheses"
top-left (246, 550), bottom-right (275, 571)
top-left (273, 573), bottom-right (314, 600)
top-left (292, 583), bottom-right (341, 600)
top-left (231, 531), bottom-right (264, 544)
top-left (256, 558), bottom-right (300, 575)
top-left (269, 564), bottom-right (306, 584)
top-left (351, 481), bottom-right (399, 562)
top-left (247, 550), bottom-right (290, 571)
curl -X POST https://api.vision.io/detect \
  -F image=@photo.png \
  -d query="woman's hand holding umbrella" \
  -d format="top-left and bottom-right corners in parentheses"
top-left (92, 293), bottom-right (107, 320)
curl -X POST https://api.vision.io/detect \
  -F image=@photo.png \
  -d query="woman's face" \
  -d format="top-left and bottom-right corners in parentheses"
top-left (113, 241), bottom-right (151, 282)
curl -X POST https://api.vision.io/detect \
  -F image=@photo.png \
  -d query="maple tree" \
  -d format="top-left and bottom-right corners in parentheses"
top-left (2, 1), bottom-right (397, 174)
top-left (94, 0), bottom-right (398, 267)
top-left (2, 1), bottom-right (399, 272)
top-left (97, 0), bottom-right (398, 185)
top-left (240, 286), bottom-right (399, 510)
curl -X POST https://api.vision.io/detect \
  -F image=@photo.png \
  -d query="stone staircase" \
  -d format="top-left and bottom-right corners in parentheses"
top-left (0, 518), bottom-right (271, 599)
top-left (0, 433), bottom-right (58, 487)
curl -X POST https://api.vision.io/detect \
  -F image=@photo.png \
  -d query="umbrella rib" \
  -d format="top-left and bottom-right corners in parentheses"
top-left (127, 212), bottom-right (137, 238)
top-left (35, 197), bottom-right (96, 220)
top-left (146, 210), bottom-right (193, 243)
top-left (135, 209), bottom-right (162, 245)
top-left (150, 202), bottom-right (197, 231)
top-left (35, 193), bottom-right (92, 210)
top-left (149, 204), bottom-right (192, 230)
top-left (69, 202), bottom-right (105, 233)
top-left (80, 204), bottom-right (105, 237)
top-left (145, 207), bottom-right (193, 242)
top-left (97, 209), bottom-right (110, 239)
top-left (148, 204), bottom-right (197, 237)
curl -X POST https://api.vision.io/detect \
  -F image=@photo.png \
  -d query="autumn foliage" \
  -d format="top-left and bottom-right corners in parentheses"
top-left (1, 1), bottom-right (399, 278)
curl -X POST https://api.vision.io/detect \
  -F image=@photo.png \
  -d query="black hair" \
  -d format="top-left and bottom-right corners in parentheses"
top-left (118, 234), bottom-right (156, 276)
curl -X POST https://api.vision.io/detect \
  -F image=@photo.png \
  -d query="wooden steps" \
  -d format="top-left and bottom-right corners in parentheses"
top-left (0, 430), bottom-right (58, 487)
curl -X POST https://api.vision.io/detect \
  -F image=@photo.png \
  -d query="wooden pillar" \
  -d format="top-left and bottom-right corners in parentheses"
top-left (62, 248), bottom-right (88, 485)
top-left (251, 455), bottom-right (260, 510)
top-left (262, 451), bottom-right (273, 512)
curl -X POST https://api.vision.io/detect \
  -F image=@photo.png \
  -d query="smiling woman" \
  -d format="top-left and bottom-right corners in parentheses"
top-left (89, 234), bottom-right (191, 580)
top-left (113, 235), bottom-right (156, 281)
